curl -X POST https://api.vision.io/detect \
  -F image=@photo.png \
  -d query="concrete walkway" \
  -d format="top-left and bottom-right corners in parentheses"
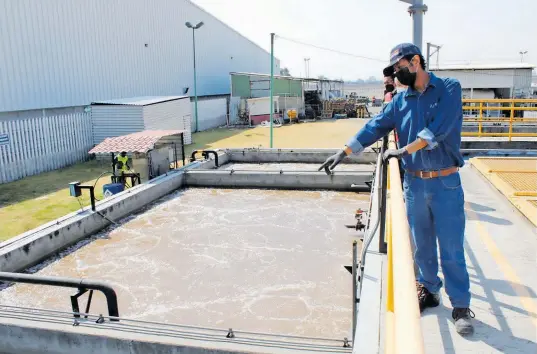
top-left (421, 165), bottom-right (537, 353)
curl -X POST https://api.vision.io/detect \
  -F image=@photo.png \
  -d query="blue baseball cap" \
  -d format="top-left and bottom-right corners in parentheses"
top-left (383, 43), bottom-right (422, 76)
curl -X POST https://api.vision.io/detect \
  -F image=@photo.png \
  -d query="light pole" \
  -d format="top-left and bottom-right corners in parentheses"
top-left (185, 21), bottom-right (204, 133)
top-left (519, 50), bottom-right (528, 63)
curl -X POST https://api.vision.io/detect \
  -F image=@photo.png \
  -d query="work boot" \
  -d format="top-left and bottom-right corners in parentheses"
top-left (452, 308), bottom-right (475, 335)
top-left (417, 283), bottom-right (440, 313)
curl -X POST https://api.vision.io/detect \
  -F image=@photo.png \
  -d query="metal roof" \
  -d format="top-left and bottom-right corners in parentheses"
top-left (230, 72), bottom-right (344, 83)
top-left (88, 130), bottom-right (185, 154)
top-left (431, 63), bottom-right (535, 71)
top-left (91, 96), bottom-right (189, 106)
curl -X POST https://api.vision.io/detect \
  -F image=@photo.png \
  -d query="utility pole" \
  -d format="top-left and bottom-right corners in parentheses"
top-left (270, 33), bottom-right (275, 148)
top-left (400, 0), bottom-right (428, 51)
top-left (426, 42), bottom-right (441, 70)
top-left (304, 58), bottom-right (310, 78)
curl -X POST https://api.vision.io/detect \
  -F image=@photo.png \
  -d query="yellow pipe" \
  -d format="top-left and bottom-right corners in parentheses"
top-left (387, 136), bottom-right (425, 354)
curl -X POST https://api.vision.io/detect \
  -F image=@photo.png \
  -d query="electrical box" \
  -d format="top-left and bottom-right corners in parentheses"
top-left (69, 181), bottom-right (81, 197)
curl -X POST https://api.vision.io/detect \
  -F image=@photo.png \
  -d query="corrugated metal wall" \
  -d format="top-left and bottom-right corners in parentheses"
top-left (143, 99), bottom-right (192, 144)
top-left (91, 105), bottom-right (144, 145)
top-left (0, 113), bottom-right (93, 184)
top-left (0, 0), bottom-right (278, 113)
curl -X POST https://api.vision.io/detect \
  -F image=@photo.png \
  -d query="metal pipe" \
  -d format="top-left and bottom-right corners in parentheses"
top-left (0, 272), bottom-right (119, 321)
top-left (202, 150), bottom-right (219, 168)
top-left (190, 149), bottom-right (201, 162)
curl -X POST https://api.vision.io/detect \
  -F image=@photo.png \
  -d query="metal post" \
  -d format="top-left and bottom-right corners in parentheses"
top-left (352, 240), bottom-right (358, 339)
top-left (181, 133), bottom-right (186, 166)
top-left (89, 187), bottom-right (96, 211)
top-left (270, 33), bottom-right (275, 148)
top-left (426, 42), bottom-right (430, 71)
top-left (401, 0), bottom-right (428, 51)
top-left (378, 136), bottom-right (388, 254)
top-left (192, 28), bottom-right (199, 133)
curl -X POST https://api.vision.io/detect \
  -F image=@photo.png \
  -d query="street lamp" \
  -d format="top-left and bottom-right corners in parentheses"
top-left (519, 50), bottom-right (528, 63)
top-left (185, 21), bottom-right (204, 133)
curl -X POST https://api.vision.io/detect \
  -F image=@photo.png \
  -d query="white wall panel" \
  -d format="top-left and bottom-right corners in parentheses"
top-left (0, 0), bottom-right (278, 112)
top-left (91, 105), bottom-right (144, 145)
top-left (192, 98), bottom-right (227, 132)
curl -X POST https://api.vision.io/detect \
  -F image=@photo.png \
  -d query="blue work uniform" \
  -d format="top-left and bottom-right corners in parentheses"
top-left (346, 72), bottom-right (470, 308)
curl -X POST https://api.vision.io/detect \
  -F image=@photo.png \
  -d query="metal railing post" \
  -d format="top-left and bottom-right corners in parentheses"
top-left (478, 101), bottom-right (483, 137)
top-left (378, 136), bottom-right (388, 254)
top-left (509, 102), bottom-right (515, 142)
top-left (352, 240), bottom-right (358, 339)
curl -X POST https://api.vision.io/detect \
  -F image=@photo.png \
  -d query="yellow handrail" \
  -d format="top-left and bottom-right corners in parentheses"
top-left (461, 98), bottom-right (537, 141)
top-left (385, 135), bottom-right (425, 354)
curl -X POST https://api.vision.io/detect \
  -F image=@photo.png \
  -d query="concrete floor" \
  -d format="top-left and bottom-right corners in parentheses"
top-left (0, 187), bottom-right (368, 340)
top-left (420, 165), bottom-right (537, 353)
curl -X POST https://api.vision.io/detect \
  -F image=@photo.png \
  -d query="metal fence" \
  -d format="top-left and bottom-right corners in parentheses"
top-left (0, 113), bottom-right (93, 184)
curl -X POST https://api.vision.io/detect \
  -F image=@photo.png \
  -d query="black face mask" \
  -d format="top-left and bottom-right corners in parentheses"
top-left (385, 84), bottom-right (395, 93)
top-left (395, 66), bottom-right (417, 88)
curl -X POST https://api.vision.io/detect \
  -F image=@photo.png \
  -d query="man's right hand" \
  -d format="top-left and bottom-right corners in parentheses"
top-left (318, 149), bottom-right (348, 174)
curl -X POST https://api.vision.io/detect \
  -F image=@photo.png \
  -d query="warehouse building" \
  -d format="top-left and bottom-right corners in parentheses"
top-left (229, 72), bottom-right (344, 124)
top-left (431, 63), bottom-right (535, 99)
top-left (0, 0), bottom-right (278, 183)
top-left (0, 0), bottom-right (278, 122)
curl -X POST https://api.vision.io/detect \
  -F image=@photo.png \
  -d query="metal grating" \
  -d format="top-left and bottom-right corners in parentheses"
top-left (470, 157), bottom-right (537, 226)
top-left (496, 172), bottom-right (537, 192)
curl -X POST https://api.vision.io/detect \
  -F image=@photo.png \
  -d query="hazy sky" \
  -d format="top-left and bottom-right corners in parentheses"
top-left (192, 0), bottom-right (536, 80)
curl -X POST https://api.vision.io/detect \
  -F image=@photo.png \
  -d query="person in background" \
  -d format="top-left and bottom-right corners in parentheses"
top-left (319, 43), bottom-right (474, 335)
top-left (114, 151), bottom-right (132, 184)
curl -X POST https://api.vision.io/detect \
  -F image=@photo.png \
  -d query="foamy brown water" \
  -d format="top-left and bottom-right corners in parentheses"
top-left (0, 188), bottom-right (368, 339)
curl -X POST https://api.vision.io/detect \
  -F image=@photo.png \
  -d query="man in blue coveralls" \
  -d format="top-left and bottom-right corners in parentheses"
top-left (320, 43), bottom-right (474, 335)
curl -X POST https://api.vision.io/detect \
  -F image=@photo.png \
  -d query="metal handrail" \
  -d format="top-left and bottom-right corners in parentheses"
top-left (461, 98), bottom-right (537, 140)
top-left (0, 272), bottom-right (119, 321)
top-left (384, 135), bottom-right (425, 354)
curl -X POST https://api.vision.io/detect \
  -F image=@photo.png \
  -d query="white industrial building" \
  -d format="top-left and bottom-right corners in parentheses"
top-left (431, 63), bottom-right (535, 99)
top-left (0, 0), bottom-right (278, 120)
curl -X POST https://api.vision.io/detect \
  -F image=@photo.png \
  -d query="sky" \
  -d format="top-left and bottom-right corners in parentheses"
top-left (192, 0), bottom-right (537, 81)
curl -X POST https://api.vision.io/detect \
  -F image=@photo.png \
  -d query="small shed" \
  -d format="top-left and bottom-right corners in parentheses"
top-left (91, 96), bottom-right (192, 146)
top-left (88, 130), bottom-right (186, 182)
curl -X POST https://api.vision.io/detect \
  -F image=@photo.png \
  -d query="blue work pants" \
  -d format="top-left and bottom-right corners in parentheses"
top-left (403, 171), bottom-right (471, 308)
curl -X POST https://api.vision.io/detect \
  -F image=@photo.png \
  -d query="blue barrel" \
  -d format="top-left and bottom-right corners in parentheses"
top-left (103, 183), bottom-right (124, 197)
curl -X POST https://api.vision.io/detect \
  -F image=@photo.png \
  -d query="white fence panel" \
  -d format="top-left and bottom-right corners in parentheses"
top-left (0, 113), bottom-right (93, 184)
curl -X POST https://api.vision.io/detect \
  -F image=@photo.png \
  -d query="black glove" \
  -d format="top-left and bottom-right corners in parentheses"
top-left (383, 148), bottom-right (408, 161)
top-left (319, 150), bottom-right (348, 174)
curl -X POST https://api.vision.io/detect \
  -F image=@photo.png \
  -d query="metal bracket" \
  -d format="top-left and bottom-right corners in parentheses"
top-left (343, 337), bottom-right (351, 348)
top-left (226, 328), bottom-right (235, 338)
top-left (96, 314), bottom-right (105, 324)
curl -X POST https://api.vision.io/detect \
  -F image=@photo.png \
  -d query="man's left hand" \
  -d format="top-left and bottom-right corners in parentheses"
top-left (383, 148), bottom-right (408, 161)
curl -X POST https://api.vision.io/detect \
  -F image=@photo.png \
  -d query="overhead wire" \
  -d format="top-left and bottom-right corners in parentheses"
top-left (275, 34), bottom-right (386, 63)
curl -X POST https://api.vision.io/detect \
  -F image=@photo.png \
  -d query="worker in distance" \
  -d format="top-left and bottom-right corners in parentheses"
top-left (319, 43), bottom-right (474, 335)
